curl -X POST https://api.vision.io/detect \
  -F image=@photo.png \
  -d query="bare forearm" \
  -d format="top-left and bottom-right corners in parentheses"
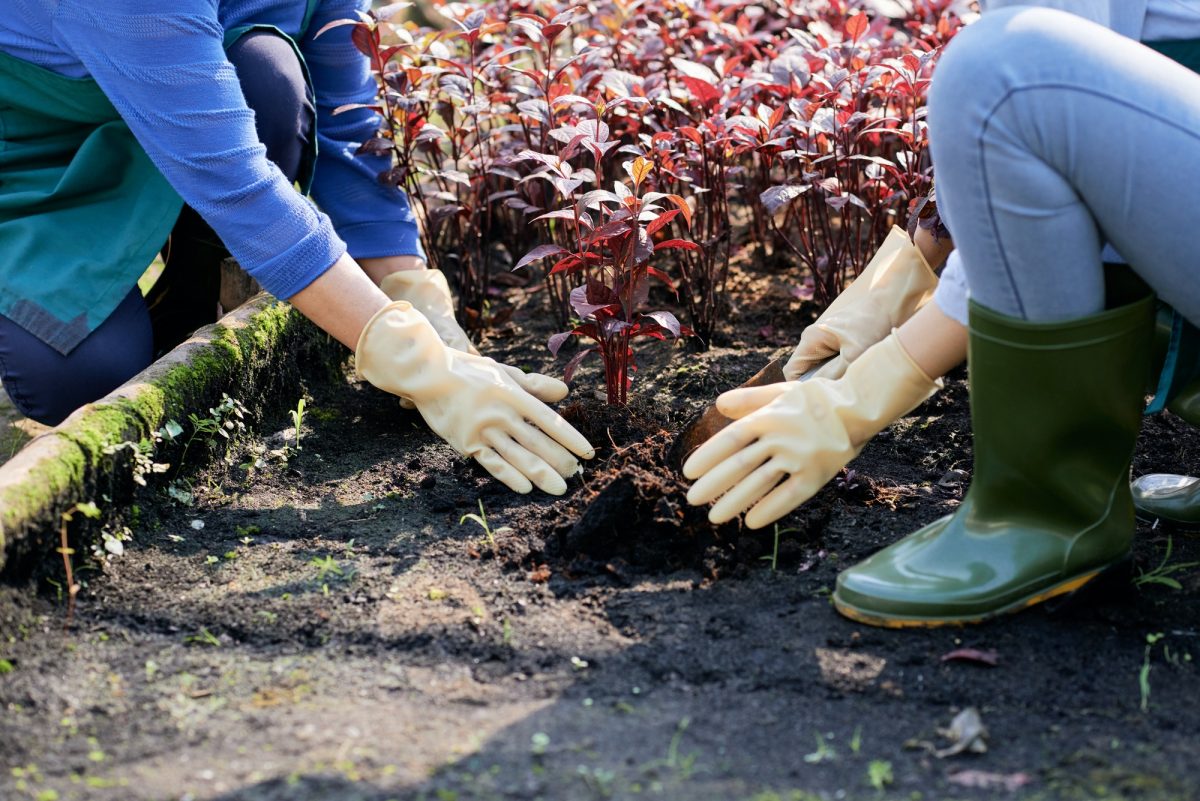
top-left (289, 253), bottom-right (392, 349)
top-left (896, 301), bottom-right (967, 379)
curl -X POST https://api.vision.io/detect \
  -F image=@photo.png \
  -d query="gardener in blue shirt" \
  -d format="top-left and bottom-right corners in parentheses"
top-left (0, 0), bottom-right (594, 496)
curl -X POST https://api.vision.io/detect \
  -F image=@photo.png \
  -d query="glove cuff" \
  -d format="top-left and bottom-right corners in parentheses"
top-left (354, 300), bottom-right (451, 400)
top-left (837, 331), bottom-right (942, 444)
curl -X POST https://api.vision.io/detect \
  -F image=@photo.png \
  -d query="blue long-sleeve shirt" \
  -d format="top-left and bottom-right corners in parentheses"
top-left (0, 0), bottom-right (422, 301)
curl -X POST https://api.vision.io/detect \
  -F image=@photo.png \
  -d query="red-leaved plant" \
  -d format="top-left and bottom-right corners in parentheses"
top-left (324, 0), bottom-right (968, 379)
top-left (515, 146), bottom-right (694, 406)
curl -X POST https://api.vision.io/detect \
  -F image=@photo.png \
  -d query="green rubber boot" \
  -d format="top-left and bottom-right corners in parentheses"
top-left (834, 289), bottom-right (1155, 628)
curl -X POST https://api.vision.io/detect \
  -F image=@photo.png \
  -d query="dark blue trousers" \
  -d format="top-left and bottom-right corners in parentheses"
top-left (0, 31), bottom-right (314, 425)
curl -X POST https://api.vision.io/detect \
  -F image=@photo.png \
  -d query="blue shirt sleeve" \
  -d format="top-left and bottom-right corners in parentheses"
top-left (302, 0), bottom-right (425, 261)
top-left (48, 0), bottom-right (389, 301)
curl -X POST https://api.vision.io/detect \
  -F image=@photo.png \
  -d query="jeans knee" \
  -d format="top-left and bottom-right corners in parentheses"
top-left (0, 289), bottom-right (153, 426)
top-left (929, 7), bottom-right (1080, 139)
top-left (226, 31), bottom-right (314, 182)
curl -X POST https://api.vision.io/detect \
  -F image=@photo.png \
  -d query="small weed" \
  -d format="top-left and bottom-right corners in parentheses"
top-left (57, 501), bottom-right (101, 626)
top-left (761, 525), bottom-right (799, 572)
top-left (289, 397), bottom-right (306, 450)
top-left (666, 717), bottom-right (697, 779)
top-left (459, 500), bottom-right (512, 552)
top-left (179, 394), bottom-right (247, 471)
top-left (1134, 537), bottom-right (1200, 590)
top-left (309, 555), bottom-right (343, 582)
top-left (803, 732), bottom-right (837, 764)
top-left (849, 725), bottom-right (863, 754)
top-left (866, 760), bottom-right (893, 792)
top-left (184, 628), bottom-right (221, 648)
top-left (1140, 632), bottom-right (1165, 712)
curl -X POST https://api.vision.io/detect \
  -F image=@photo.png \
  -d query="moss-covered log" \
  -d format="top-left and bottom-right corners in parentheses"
top-left (0, 294), bottom-right (344, 577)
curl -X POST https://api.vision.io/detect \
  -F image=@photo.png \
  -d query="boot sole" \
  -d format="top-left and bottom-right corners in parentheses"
top-left (832, 568), bottom-right (1105, 629)
top-left (1133, 508), bottom-right (1200, 531)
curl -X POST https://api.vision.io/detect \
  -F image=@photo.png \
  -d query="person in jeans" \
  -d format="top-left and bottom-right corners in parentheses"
top-left (683, 0), bottom-right (1200, 625)
top-left (0, 0), bottom-right (593, 496)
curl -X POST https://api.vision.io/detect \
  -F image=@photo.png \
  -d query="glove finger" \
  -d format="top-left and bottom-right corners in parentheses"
top-left (487, 431), bottom-right (568, 496)
top-left (808, 354), bottom-right (849, 381)
top-left (682, 420), bottom-right (757, 480)
top-left (745, 472), bottom-right (818, 530)
top-left (502, 365), bottom-right (569, 403)
top-left (684, 440), bottom-right (772, 507)
top-left (398, 397), bottom-right (417, 410)
top-left (708, 461), bottom-right (789, 525)
top-left (511, 393), bottom-right (596, 460)
top-left (472, 447), bottom-right (534, 494)
top-left (510, 422), bottom-right (582, 479)
top-left (714, 384), bottom-right (789, 420)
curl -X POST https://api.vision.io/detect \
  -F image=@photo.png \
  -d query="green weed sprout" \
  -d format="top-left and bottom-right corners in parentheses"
top-left (1140, 632), bottom-right (1165, 712)
top-left (760, 525), bottom-right (799, 572)
top-left (290, 398), bottom-right (306, 449)
top-left (460, 500), bottom-right (513, 551)
top-left (866, 760), bottom-right (893, 792)
top-left (1134, 537), bottom-right (1200, 590)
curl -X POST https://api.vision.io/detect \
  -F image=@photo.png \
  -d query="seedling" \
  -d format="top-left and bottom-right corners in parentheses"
top-left (309, 555), bottom-right (343, 583)
top-left (1134, 537), bottom-right (1200, 590)
top-left (803, 732), bottom-right (837, 764)
top-left (184, 628), bottom-right (221, 648)
top-left (289, 397), bottom-right (306, 450)
top-left (761, 525), bottom-right (800, 572)
top-left (460, 500), bottom-right (513, 552)
top-left (1140, 632), bottom-right (1165, 712)
top-left (866, 760), bottom-right (893, 792)
top-left (57, 501), bottom-right (101, 626)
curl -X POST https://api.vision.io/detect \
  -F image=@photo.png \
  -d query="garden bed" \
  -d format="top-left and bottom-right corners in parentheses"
top-left (2, 258), bottom-right (1200, 801)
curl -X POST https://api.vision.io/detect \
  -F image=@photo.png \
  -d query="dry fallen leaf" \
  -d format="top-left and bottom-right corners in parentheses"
top-left (936, 707), bottom-right (988, 758)
top-left (948, 770), bottom-right (1032, 791)
top-left (940, 648), bottom-right (1000, 667)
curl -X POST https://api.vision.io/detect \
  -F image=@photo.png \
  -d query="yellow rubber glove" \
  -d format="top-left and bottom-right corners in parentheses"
top-left (356, 301), bottom-right (595, 495)
top-left (685, 333), bottom-right (940, 529)
top-left (783, 226), bottom-right (938, 381)
top-left (380, 268), bottom-right (566, 404)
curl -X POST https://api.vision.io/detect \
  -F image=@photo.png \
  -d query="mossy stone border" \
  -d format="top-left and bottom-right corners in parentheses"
top-left (0, 294), bottom-right (344, 577)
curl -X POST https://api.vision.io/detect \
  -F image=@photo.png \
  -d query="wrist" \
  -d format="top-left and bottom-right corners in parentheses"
top-left (360, 255), bottom-right (428, 285)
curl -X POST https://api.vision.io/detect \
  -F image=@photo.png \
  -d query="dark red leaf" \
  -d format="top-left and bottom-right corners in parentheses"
top-left (514, 244), bottom-right (568, 271)
top-left (563, 347), bottom-right (597, 384)
top-left (645, 208), bottom-right (681, 236)
top-left (653, 239), bottom-right (701, 252)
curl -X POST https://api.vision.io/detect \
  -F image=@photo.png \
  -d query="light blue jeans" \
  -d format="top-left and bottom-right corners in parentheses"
top-left (928, 6), bottom-right (1200, 324)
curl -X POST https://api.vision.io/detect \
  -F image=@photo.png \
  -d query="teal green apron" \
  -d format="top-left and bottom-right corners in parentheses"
top-left (0, 0), bottom-right (319, 355)
top-left (1142, 38), bottom-right (1200, 423)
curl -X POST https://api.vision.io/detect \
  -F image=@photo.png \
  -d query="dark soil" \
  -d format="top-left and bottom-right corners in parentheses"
top-left (3, 263), bottom-right (1200, 801)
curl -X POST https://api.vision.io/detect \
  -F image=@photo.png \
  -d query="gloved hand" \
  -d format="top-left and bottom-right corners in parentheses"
top-left (356, 301), bottom-right (595, 495)
top-left (685, 333), bottom-right (940, 528)
top-left (783, 226), bottom-right (938, 381)
top-left (380, 268), bottom-right (566, 404)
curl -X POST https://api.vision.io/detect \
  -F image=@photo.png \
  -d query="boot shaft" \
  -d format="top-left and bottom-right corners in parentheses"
top-left (965, 292), bottom-right (1155, 526)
